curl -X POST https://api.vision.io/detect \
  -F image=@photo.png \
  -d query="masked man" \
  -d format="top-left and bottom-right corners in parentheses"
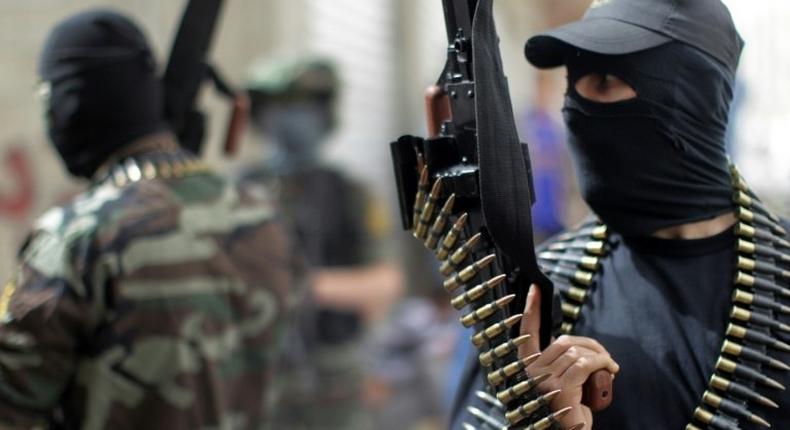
top-left (0, 10), bottom-right (299, 429)
top-left (452, 0), bottom-right (790, 429)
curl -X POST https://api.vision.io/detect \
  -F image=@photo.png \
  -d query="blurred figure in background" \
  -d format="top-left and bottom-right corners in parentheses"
top-left (242, 57), bottom-right (403, 429)
top-left (0, 10), bottom-right (300, 430)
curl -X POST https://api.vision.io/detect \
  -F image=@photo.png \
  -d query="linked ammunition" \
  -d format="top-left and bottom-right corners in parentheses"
top-left (562, 302), bottom-right (582, 320)
top-left (737, 256), bottom-right (790, 280)
top-left (556, 224), bottom-right (608, 242)
top-left (444, 254), bottom-right (497, 293)
top-left (487, 352), bottom-right (541, 386)
top-left (557, 284), bottom-right (589, 303)
top-left (726, 323), bottom-right (790, 352)
top-left (538, 251), bottom-right (600, 271)
top-left (471, 314), bottom-right (522, 348)
top-left (524, 406), bottom-right (572, 430)
top-left (466, 406), bottom-right (506, 430)
top-left (479, 334), bottom-right (532, 367)
top-left (709, 374), bottom-right (779, 408)
top-left (157, 161), bottom-right (172, 178)
top-left (733, 191), bottom-right (781, 223)
top-left (124, 159), bottom-right (142, 182)
top-left (441, 233), bottom-right (483, 276)
top-left (560, 322), bottom-right (574, 335)
top-left (737, 239), bottom-right (790, 264)
top-left (412, 166), bottom-right (429, 228)
top-left (734, 271), bottom-right (790, 299)
top-left (540, 263), bottom-right (594, 287)
top-left (452, 274), bottom-right (507, 310)
top-left (692, 407), bottom-right (740, 430)
top-left (735, 223), bottom-right (790, 249)
top-left (722, 339), bottom-right (790, 371)
top-left (732, 289), bottom-right (790, 314)
top-left (504, 389), bottom-right (561, 425)
top-left (425, 194), bottom-right (456, 250)
top-left (496, 373), bottom-right (551, 404)
top-left (460, 295), bottom-right (515, 328)
top-left (716, 356), bottom-right (785, 390)
top-left (474, 390), bottom-right (504, 409)
top-left (737, 207), bottom-right (786, 236)
top-left (112, 166), bottom-right (128, 187)
top-left (548, 240), bottom-right (605, 256)
top-left (702, 390), bottom-right (771, 428)
top-left (437, 213), bottom-right (468, 261)
top-left (415, 178), bottom-right (443, 240)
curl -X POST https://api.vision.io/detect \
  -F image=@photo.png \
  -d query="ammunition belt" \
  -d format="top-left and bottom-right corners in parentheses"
top-left (97, 148), bottom-right (209, 188)
top-left (412, 164), bottom-right (789, 429)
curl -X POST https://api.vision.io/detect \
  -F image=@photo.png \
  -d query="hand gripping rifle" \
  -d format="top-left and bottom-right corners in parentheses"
top-left (163, 0), bottom-right (249, 157)
top-left (390, 0), bottom-right (611, 427)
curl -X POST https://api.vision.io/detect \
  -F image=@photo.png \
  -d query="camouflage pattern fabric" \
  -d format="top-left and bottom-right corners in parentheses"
top-left (0, 152), bottom-right (299, 430)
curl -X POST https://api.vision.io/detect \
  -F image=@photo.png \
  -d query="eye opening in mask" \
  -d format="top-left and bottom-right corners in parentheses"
top-left (573, 72), bottom-right (637, 103)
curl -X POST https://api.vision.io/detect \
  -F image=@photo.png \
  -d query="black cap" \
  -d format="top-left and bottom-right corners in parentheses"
top-left (525, 0), bottom-right (744, 72)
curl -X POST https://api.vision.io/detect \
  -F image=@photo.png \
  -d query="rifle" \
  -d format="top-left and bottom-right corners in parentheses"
top-left (163, 0), bottom-right (249, 156)
top-left (390, 0), bottom-right (610, 427)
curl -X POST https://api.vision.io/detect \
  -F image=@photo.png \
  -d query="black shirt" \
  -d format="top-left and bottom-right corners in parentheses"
top-left (450, 223), bottom-right (790, 429)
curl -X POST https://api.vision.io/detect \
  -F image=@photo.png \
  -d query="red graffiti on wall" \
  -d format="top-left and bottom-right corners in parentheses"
top-left (0, 145), bottom-right (34, 220)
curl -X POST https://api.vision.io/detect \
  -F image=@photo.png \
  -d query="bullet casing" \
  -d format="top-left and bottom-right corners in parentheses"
top-left (471, 314), bottom-right (522, 348)
top-left (451, 274), bottom-right (506, 310)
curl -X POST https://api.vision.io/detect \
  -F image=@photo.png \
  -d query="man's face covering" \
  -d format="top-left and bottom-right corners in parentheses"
top-left (38, 10), bottom-right (165, 179)
top-left (562, 42), bottom-right (739, 237)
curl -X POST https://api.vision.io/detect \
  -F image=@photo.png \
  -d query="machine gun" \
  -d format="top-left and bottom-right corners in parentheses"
top-left (390, 0), bottom-right (610, 427)
top-left (163, 0), bottom-right (248, 157)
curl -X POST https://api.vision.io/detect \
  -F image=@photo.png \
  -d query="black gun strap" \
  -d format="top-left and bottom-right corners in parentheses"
top-left (471, 0), bottom-right (554, 347)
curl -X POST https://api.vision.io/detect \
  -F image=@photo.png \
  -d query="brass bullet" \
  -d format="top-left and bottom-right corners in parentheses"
top-left (558, 284), bottom-right (589, 304)
top-left (158, 161), bottom-right (172, 178)
top-left (524, 406), bottom-right (572, 430)
top-left (479, 334), bottom-right (531, 367)
top-left (452, 274), bottom-right (507, 310)
top-left (722, 339), bottom-right (790, 371)
top-left (474, 390), bottom-right (504, 409)
top-left (540, 263), bottom-right (594, 287)
top-left (735, 222), bottom-right (790, 249)
top-left (466, 406), bottom-right (506, 430)
top-left (735, 271), bottom-right (790, 299)
top-left (731, 306), bottom-right (790, 333)
top-left (414, 178), bottom-right (443, 240)
top-left (412, 166), bottom-right (429, 229)
top-left (112, 166), bottom-right (128, 187)
top-left (562, 302), bottom-right (581, 320)
top-left (716, 357), bottom-right (785, 390)
top-left (505, 389), bottom-right (561, 425)
top-left (440, 233), bottom-right (483, 276)
top-left (737, 207), bottom-right (786, 236)
top-left (693, 407), bottom-right (740, 430)
top-left (556, 224), bottom-right (608, 242)
top-left (737, 255), bottom-right (790, 279)
top-left (425, 194), bottom-right (456, 250)
top-left (460, 294), bottom-right (515, 328)
top-left (437, 213), bottom-right (468, 261)
top-left (487, 352), bottom-right (541, 386)
top-left (444, 254), bottom-right (497, 293)
top-left (560, 322), bottom-right (574, 335)
top-left (703, 390), bottom-right (771, 428)
top-left (685, 425), bottom-right (703, 430)
top-left (538, 251), bottom-right (600, 271)
top-left (733, 289), bottom-right (790, 314)
top-left (709, 375), bottom-right (779, 408)
top-left (727, 323), bottom-right (790, 352)
top-left (548, 240), bottom-right (605, 256)
top-left (471, 314), bottom-right (523, 348)
top-left (141, 160), bottom-right (157, 179)
top-left (496, 372), bottom-right (551, 404)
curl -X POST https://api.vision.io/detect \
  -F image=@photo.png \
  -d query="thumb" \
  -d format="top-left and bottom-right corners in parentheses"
top-left (518, 284), bottom-right (542, 358)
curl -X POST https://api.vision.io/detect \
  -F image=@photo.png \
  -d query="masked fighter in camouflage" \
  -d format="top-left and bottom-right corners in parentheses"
top-left (0, 10), bottom-right (299, 430)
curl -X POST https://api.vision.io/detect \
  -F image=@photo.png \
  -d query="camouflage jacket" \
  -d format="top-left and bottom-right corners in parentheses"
top-left (0, 152), bottom-right (299, 430)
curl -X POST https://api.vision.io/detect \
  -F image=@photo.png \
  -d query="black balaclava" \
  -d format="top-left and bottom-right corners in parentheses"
top-left (563, 41), bottom-right (738, 237)
top-left (38, 10), bottom-right (166, 179)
